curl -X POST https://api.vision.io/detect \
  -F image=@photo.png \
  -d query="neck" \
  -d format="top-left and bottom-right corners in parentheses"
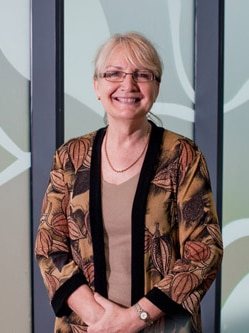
top-left (104, 123), bottom-right (151, 174)
top-left (106, 119), bottom-right (151, 144)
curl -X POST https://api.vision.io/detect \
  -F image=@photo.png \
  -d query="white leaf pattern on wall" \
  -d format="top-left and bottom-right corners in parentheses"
top-left (0, 127), bottom-right (31, 186)
top-left (223, 218), bottom-right (249, 248)
top-left (152, 102), bottom-right (194, 122)
top-left (224, 79), bottom-right (249, 112)
top-left (168, 0), bottom-right (195, 102)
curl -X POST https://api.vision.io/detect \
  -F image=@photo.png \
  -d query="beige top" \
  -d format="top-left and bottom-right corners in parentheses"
top-left (102, 173), bottom-right (139, 307)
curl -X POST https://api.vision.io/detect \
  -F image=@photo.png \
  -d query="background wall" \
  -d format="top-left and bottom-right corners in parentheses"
top-left (1, 1), bottom-right (248, 332)
top-left (64, 0), bottom-right (194, 141)
top-left (221, 1), bottom-right (249, 331)
top-left (0, 0), bottom-right (31, 332)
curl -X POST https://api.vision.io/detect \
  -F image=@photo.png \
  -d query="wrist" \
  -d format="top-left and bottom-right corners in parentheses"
top-left (67, 285), bottom-right (104, 324)
top-left (133, 302), bottom-right (153, 327)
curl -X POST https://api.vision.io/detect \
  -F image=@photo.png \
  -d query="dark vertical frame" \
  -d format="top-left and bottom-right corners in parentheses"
top-left (31, 0), bottom-right (64, 332)
top-left (195, 0), bottom-right (224, 333)
top-left (55, 0), bottom-right (65, 147)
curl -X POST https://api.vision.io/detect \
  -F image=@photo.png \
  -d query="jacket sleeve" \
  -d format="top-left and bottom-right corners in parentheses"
top-left (145, 138), bottom-right (223, 327)
top-left (34, 144), bottom-right (90, 317)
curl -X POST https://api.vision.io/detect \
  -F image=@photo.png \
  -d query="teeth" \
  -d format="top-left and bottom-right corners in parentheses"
top-left (117, 98), bottom-right (138, 103)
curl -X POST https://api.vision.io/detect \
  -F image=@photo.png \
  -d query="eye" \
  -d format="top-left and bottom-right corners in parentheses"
top-left (135, 71), bottom-right (153, 81)
top-left (105, 71), bottom-right (123, 79)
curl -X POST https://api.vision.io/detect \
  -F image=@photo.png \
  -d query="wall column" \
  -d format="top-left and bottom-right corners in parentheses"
top-left (195, 1), bottom-right (224, 332)
top-left (31, 0), bottom-right (64, 332)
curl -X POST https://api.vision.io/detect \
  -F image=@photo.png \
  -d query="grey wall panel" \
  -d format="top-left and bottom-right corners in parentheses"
top-left (31, 0), bottom-right (63, 331)
top-left (195, 1), bottom-right (224, 333)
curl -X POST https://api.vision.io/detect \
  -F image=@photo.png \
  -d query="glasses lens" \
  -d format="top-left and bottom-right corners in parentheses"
top-left (104, 71), bottom-right (124, 82)
top-left (134, 71), bottom-right (154, 82)
top-left (101, 71), bottom-right (155, 82)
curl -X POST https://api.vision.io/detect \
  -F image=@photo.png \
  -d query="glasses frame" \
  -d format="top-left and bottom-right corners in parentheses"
top-left (98, 70), bottom-right (160, 83)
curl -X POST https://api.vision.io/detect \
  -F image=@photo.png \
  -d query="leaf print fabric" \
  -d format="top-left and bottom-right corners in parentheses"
top-left (35, 126), bottom-right (223, 333)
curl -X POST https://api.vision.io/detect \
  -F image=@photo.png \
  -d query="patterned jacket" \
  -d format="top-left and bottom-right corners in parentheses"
top-left (35, 122), bottom-right (223, 332)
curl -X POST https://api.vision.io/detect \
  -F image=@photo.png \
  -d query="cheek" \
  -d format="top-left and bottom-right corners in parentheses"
top-left (146, 88), bottom-right (158, 102)
top-left (98, 83), bottom-right (116, 97)
top-left (152, 85), bottom-right (159, 101)
top-left (143, 83), bottom-right (159, 99)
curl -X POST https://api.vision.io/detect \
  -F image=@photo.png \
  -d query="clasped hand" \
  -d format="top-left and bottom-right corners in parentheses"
top-left (87, 293), bottom-right (141, 333)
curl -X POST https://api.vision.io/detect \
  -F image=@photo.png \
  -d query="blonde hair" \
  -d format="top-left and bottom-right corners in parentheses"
top-left (93, 32), bottom-right (163, 82)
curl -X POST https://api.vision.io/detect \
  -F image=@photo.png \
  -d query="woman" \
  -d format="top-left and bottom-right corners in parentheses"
top-left (35, 32), bottom-right (223, 333)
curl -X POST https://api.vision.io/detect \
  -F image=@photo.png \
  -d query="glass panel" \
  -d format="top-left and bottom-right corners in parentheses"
top-left (64, 0), bottom-right (194, 140)
top-left (0, 0), bottom-right (31, 331)
top-left (221, 1), bottom-right (249, 332)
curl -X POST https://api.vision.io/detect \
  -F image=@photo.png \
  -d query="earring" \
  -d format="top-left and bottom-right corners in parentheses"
top-left (98, 96), bottom-right (101, 100)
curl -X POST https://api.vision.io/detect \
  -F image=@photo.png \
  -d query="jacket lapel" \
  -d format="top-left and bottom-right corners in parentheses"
top-left (131, 122), bottom-right (164, 303)
top-left (89, 127), bottom-right (108, 297)
top-left (89, 123), bottom-right (164, 302)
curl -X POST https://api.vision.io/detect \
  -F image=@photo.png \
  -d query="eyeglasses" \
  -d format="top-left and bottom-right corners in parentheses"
top-left (98, 70), bottom-right (160, 83)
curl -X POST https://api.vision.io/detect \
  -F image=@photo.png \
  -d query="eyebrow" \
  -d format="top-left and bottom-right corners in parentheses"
top-left (105, 66), bottom-right (146, 71)
top-left (105, 66), bottom-right (124, 70)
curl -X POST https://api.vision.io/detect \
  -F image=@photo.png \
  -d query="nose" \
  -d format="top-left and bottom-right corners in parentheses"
top-left (121, 73), bottom-right (138, 90)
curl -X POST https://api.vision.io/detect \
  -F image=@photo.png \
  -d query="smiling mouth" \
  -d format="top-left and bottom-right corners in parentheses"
top-left (114, 97), bottom-right (141, 103)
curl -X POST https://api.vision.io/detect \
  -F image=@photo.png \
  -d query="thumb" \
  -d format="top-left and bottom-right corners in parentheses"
top-left (93, 292), bottom-right (109, 307)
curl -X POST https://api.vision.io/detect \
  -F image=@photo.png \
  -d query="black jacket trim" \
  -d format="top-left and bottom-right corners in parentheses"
top-left (131, 122), bottom-right (164, 304)
top-left (90, 127), bottom-right (108, 297)
top-left (52, 273), bottom-right (88, 317)
top-left (146, 287), bottom-right (190, 325)
top-left (89, 123), bottom-right (165, 305)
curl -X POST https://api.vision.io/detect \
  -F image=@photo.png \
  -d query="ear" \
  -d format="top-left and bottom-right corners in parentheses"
top-left (94, 78), bottom-right (100, 100)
